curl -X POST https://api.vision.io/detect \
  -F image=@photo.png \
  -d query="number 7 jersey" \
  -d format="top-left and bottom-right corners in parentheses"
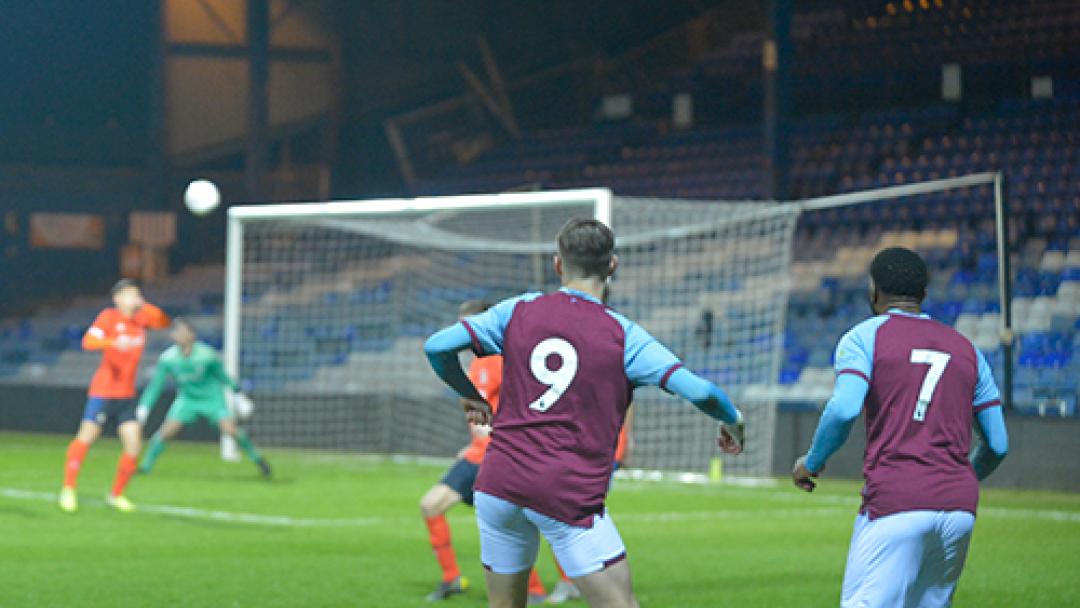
top-left (835, 310), bottom-right (1001, 519)
top-left (462, 288), bottom-right (683, 527)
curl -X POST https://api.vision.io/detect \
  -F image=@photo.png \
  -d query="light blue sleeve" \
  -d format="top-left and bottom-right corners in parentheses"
top-left (832, 318), bottom-right (883, 381)
top-left (423, 323), bottom-right (484, 402)
top-left (663, 367), bottom-right (740, 424)
top-left (971, 406), bottom-right (1008, 480)
top-left (461, 293), bottom-right (542, 355)
top-left (970, 346), bottom-right (1007, 480)
top-left (617, 317), bottom-right (682, 388)
top-left (973, 348), bottom-right (1001, 408)
top-left (804, 373), bottom-right (870, 473)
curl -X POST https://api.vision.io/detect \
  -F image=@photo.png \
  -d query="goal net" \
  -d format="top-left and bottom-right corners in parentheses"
top-left (225, 189), bottom-right (799, 477)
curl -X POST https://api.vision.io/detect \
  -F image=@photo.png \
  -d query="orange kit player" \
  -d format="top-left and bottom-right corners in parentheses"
top-left (58, 279), bottom-right (170, 513)
top-left (419, 301), bottom-right (549, 603)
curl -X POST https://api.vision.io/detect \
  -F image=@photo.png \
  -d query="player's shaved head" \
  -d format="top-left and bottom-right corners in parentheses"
top-left (556, 218), bottom-right (616, 280)
top-left (170, 316), bottom-right (197, 348)
top-left (172, 317), bottom-right (196, 334)
top-left (111, 278), bottom-right (139, 296)
top-left (111, 278), bottom-right (143, 315)
top-left (870, 247), bottom-right (929, 300)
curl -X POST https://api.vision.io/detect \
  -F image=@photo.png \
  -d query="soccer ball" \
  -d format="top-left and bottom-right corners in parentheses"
top-left (184, 179), bottom-right (221, 216)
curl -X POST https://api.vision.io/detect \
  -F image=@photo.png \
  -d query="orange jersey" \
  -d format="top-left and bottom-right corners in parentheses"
top-left (83, 304), bottom-right (169, 399)
top-left (461, 354), bottom-right (503, 464)
top-left (614, 424), bottom-right (630, 464)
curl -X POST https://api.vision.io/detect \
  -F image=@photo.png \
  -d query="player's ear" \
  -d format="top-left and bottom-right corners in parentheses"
top-left (608, 254), bottom-right (618, 277)
top-left (553, 255), bottom-right (563, 278)
top-left (866, 277), bottom-right (879, 314)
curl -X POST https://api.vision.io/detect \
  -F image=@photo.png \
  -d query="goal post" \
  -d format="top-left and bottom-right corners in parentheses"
top-left (793, 171), bottom-right (1012, 412)
top-left (220, 171), bottom-right (1011, 478)
top-left (222, 188), bottom-right (798, 476)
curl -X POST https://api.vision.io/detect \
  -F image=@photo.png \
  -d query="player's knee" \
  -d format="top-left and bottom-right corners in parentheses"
top-left (420, 489), bottom-right (448, 517)
top-left (419, 494), bottom-right (438, 517)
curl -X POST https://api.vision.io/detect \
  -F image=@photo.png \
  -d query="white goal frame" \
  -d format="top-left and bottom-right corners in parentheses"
top-left (220, 188), bottom-right (612, 460)
top-left (219, 172), bottom-right (1010, 474)
top-left (222, 188), bottom-right (613, 383)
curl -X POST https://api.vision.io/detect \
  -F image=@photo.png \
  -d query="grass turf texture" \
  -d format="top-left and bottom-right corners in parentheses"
top-left (1, 431), bottom-right (1078, 607)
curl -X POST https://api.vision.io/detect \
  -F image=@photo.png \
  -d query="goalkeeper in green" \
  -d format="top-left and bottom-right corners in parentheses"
top-left (136, 317), bottom-right (270, 477)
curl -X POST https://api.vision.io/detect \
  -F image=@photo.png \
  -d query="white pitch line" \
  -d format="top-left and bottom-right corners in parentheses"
top-left (0, 488), bottom-right (384, 528)
top-left (4, 487), bottom-right (1079, 528)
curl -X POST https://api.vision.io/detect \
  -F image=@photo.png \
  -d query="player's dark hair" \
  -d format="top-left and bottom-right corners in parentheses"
top-left (556, 217), bottom-right (615, 280)
top-left (171, 316), bottom-right (197, 335)
top-left (458, 300), bottom-right (492, 316)
top-left (111, 278), bottom-right (139, 295)
top-left (870, 247), bottom-right (928, 300)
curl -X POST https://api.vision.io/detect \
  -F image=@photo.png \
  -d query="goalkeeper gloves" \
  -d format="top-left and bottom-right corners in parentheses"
top-left (232, 392), bottom-right (255, 419)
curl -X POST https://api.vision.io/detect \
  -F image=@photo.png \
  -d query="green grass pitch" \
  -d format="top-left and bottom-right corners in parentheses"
top-left (2, 431), bottom-right (1078, 607)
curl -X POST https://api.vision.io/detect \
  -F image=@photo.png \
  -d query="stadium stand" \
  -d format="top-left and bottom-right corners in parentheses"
top-left (3, 1), bottom-right (1077, 417)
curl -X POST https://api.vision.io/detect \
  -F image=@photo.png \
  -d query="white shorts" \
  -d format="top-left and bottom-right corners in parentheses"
top-left (475, 491), bottom-right (627, 579)
top-left (842, 510), bottom-right (975, 608)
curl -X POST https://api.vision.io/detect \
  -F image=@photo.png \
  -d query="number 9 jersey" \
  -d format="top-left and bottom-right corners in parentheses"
top-left (834, 310), bottom-right (1001, 519)
top-left (461, 288), bottom-right (683, 527)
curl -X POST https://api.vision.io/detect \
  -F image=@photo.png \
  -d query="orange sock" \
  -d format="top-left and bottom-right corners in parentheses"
top-left (425, 515), bottom-right (460, 582)
top-left (111, 453), bottom-right (137, 497)
top-left (63, 439), bottom-right (90, 489)
top-left (555, 558), bottom-right (571, 582)
top-left (528, 569), bottom-right (546, 596)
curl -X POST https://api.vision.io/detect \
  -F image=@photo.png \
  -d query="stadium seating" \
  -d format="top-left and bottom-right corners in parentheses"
top-left (3, 1), bottom-right (1077, 416)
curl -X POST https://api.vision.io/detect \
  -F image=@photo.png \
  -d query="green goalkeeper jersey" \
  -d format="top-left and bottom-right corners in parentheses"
top-left (138, 341), bottom-right (238, 411)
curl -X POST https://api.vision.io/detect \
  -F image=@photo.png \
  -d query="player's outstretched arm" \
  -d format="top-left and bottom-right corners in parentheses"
top-left (136, 362), bottom-right (169, 424)
top-left (663, 367), bottom-right (740, 424)
top-left (423, 324), bottom-right (486, 404)
top-left (209, 356), bottom-right (240, 392)
top-left (794, 374), bottom-right (869, 491)
top-left (663, 368), bottom-right (745, 454)
top-left (971, 406), bottom-right (1008, 480)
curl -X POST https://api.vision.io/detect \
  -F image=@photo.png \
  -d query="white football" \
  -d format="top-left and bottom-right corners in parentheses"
top-left (184, 179), bottom-right (221, 216)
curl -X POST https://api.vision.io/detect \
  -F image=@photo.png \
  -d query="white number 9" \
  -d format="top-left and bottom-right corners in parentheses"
top-left (529, 338), bottom-right (579, 412)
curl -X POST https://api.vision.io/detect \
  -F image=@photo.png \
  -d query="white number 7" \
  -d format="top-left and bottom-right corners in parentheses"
top-left (909, 349), bottom-right (951, 422)
top-left (529, 338), bottom-right (579, 412)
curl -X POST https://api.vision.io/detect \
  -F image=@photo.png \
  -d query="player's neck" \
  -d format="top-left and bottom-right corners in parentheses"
top-left (180, 344), bottom-right (194, 357)
top-left (561, 278), bottom-right (606, 302)
top-left (881, 299), bottom-right (921, 315)
top-left (117, 306), bottom-right (137, 319)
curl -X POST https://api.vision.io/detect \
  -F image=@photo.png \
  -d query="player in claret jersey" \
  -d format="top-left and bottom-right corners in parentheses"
top-left (59, 279), bottom-right (170, 513)
top-left (792, 247), bottom-right (1009, 608)
top-left (425, 218), bottom-right (745, 608)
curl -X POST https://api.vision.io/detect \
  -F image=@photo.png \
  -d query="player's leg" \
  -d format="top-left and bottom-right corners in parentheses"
top-left (840, 511), bottom-right (932, 608)
top-left (527, 509), bottom-right (636, 608)
top-left (573, 560), bottom-right (636, 608)
top-left (908, 510), bottom-right (975, 607)
top-left (218, 416), bottom-right (271, 477)
top-left (420, 460), bottom-right (473, 600)
top-left (139, 415), bottom-right (184, 473)
top-left (525, 568), bottom-right (547, 603)
top-left (546, 556), bottom-right (581, 604)
top-left (59, 400), bottom-right (107, 512)
top-left (107, 402), bottom-right (141, 511)
top-left (475, 491), bottom-right (542, 608)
